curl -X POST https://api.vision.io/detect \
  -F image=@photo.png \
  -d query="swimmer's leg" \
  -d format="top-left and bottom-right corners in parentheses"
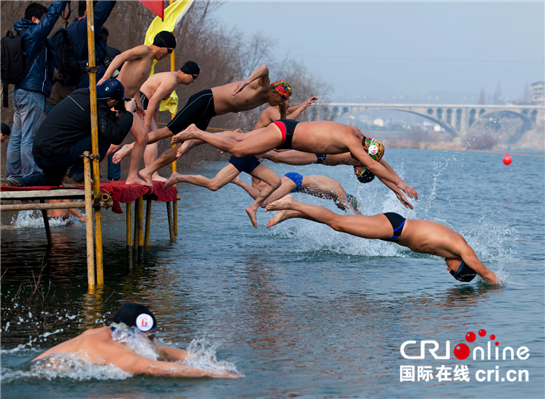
top-left (164, 163), bottom-right (240, 191)
top-left (245, 164), bottom-right (281, 228)
top-left (173, 124), bottom-right (279, 158)
top-left (140, 146), bottom-right (178, 186)
top-left (126, 117), bottom-right (150, 186)
top-left (266, 195), bottom-right (386, 238)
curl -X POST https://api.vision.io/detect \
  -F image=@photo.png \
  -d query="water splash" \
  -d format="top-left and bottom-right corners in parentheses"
top-left (7, 211), bottom-right (81, 229)
top-left (183, 337), bottom-right (239, 374)
top-left (1, 352), bottom-right (132, 383)
top-left (111, 323), bottom-right (159, 361)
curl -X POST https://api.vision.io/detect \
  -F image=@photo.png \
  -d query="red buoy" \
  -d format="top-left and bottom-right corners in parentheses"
top-left (503, 153), bottom-right (512, 165)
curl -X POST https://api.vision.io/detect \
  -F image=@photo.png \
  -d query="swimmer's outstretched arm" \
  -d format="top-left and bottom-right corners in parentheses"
top-left (258, 149), bottom-right (317, 165)
top-left (457, 244), bottom-right (502, 285)
top-left (153, 342), bottom-right (188, 362)
top-left (376, 174), bottom-right (414, 209)
top-left (116, 351), bottom-right (243, 378)
top-left (348, 141), bottom-right (417, 200)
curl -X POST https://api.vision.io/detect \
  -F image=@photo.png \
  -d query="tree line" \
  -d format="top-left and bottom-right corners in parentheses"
top-left (1, 0), bottom-right (330, 174)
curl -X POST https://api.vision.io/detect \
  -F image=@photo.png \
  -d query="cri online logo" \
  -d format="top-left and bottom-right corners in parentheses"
top-left (400, 329), bottom-right (530, 361)
top-left (455, 329), bottom-right (496, 360)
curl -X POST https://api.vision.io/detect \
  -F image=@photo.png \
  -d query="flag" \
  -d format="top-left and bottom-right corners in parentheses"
top-left (139, 0), bottom-right (164, 19)
top-left (144, 0), bottom-right (192, 46)
top-left (144, 0), bottom-right (193, 113)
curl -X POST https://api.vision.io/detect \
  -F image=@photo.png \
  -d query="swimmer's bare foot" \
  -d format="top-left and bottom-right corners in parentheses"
top-left (137, 169), bottom-right (154, 191)
top-left (171, 124), bottom-right (200, 144)
top-left (164, 172), bottom-right (182, 190)
top-left (266, 194), bottom-right (295, 212)
top-left (112, 144), bottom-right (133, 164)
top-left (245, 206), bottom-right (258, 229)
top-left (266, 210), bottom-right (298, 228)
top-left (126, 175), bottom-right (151, 187)
top-left (176, 141), bottom-right (191, 159)
top-left (151, 172), bottom-right (167, 182)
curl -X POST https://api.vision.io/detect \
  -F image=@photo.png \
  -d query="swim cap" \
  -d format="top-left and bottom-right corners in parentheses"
top-left (364, 138), bottom-right (385, 162)
top-left (112, 304), bottom-right (157, 332)
top-left (271, 80), bottom-right (292, 100)
top-left (347, 194), bottom-right (358, 210)
top-left (180, 61), bottom-right (200, 76)
top-left (153, 31), bottom-right (177, 49)
top-left (450, 261), bottom-right (477, 282)
top-left (357, 167), bottom-right (375, 183)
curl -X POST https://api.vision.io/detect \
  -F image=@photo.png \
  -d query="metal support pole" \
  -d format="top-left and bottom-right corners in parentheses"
top-left (86, 0), bottom-right (103, 285)
top-left (145, 198), bottom-right (152, 248)
top-left (173, 200), bottom-right (178, 236)
top-left (167, 202), bottom-right (175, 242)
top-left (133, 199), bottom-right (140, 259)
top-left (126, 202), bottom-right (133, 271)
top-left (40, 199), bottom-right (53, 246)
top-left (169, 22), bottom-right (178, 238)
top-left (137, 196), bottom-right (144, 263)
top-left (83, 153), bottom-right (95, 288)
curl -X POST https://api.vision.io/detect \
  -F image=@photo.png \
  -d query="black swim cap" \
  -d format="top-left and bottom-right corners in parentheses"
top-left (450, 261), bottom-right (477, 282)
top-left (153, 31), bottom-right (177, 49)
top-left (180, 61), bottom-right (200, 76)
top-left (112, 303), bottom-right (157, 332)
top-left (357, 167), bottom-right (375, 183)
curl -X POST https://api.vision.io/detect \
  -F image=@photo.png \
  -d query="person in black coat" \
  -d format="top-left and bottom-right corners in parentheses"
top-left (2, 79), bottom-right (133, 187)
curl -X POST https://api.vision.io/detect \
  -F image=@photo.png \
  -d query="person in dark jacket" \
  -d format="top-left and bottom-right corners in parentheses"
top-left (6, 1), bottom-right (69, 179)
top-left (98, 26), bottom-right (122, 182)
top-left (1, 79), bottom-right (133, 187)
top-left (67, 0), bottom-right (116, 89)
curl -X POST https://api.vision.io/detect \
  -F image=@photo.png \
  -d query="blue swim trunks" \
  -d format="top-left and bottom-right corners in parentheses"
top-left (284, 172), bottom-right (303, 192)
top-left (229, 155), bottom-right (260, 174)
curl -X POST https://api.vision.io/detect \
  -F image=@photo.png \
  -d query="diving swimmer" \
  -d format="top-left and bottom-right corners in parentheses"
top-left (265, 195), bottom-right (501, 285)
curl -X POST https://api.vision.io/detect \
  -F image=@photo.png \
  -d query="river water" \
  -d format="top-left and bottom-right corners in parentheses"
top-left (1, 148), bottom-right (544, 398)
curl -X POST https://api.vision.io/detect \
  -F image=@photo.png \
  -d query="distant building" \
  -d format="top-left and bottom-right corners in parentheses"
top-left (373, 118), bottom-right (384, 127)
top-left (531, 81), bottom-right (544, 105)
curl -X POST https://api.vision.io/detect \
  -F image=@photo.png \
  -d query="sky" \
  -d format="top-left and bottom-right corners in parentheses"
top-left (213, 1), bottom-right (545, 104)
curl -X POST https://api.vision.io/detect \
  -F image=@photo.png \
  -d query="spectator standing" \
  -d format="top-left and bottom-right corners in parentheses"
top-left (6, 1), bottom-right (69, 179)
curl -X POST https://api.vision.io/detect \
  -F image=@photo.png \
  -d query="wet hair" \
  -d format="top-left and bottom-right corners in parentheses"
top-left (98, 26), bottom-right (109, 42)
top-left (25, 2), bottom-right (47, 21)
top-left (1, 123), bottom-right (11, 137)
top-left (78, 0), bottom-right (98, 18)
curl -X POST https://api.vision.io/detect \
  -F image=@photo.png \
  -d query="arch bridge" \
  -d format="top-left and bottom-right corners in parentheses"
top-left (314, 103), bottom-right (544, 136)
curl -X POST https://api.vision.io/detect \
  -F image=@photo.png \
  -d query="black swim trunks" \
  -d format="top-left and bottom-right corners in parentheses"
top-left (139, 91), bottom-right (149, 111)
top-left (273, 119), bottom-right (299, 150)
top-left (229, 155), bottom-right (261, 174)
top-left (167, 89), bottom-right (216, 134)
top-left (381, 212), bottom-right (406, 242)
top-left (314, 154), bottom-right (327, 164)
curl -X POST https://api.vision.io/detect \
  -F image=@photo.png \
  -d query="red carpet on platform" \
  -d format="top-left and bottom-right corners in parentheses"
top-left (0, 181), bottom-right (177, 214)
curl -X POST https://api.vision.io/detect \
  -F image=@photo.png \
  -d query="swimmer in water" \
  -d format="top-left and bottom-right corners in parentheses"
top-left (265, 195), bottom-right (501, 285)
top-left (32, 304), bottom-right (243, 378)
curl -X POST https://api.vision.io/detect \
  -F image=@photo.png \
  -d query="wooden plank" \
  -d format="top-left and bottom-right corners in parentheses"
top-left (0, 189), bottom-right (85, 200)
top-left (1, 202), bottom-right (86, 211)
